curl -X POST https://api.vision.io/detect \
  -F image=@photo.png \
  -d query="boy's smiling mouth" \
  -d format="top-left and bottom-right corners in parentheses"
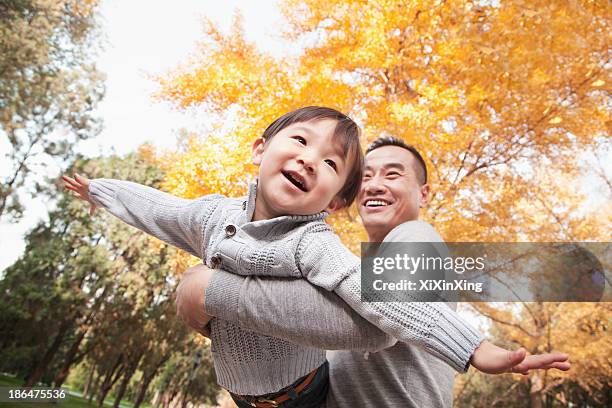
top-left (282, 170), bottom-right (308, 192)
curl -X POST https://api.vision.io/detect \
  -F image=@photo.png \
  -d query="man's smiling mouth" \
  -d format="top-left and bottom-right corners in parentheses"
top-left (282, 170), bottom-right (308, 192)
top-left (364, 199), bottom-right (391, 207)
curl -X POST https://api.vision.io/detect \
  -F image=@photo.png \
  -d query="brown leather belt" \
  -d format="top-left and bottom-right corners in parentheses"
top-left (233, 366), bottom-right (319, 408)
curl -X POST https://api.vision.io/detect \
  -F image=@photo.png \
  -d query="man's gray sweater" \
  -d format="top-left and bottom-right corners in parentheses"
top-left (90, 179), bottom-right (483, 396)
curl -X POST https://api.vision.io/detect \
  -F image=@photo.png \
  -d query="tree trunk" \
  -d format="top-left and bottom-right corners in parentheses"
top-left (53, 328), bottom-right (89, 387)
top-left (133, 372), bottom-right (155, 408)
top-left (24, 319), bottom-right (72, 387)
top-left (89, 371), bottom-right (101, 404)
top-left (83, 364), bottom-right (96, 397)
top-left (57, 289), bottom-right (104, 389)
top-left (111, 371), bottom-right (131, 408)
top-left (97, 368), bottom-right (124, 408)
top-left (134, 354), bottom-right (171, 408)
top-left (181, 392), bottom-right (189, 408)
top-left (530, 372), bottom-right (544, 408)
top-left (166, 388), bottom-right (180, 408)
top-left (112, 356), bottom-right (141, 408)
top-left (97, 354), bottom-right (124, 407)
top-left (153, 391), bottom-right (162, 408)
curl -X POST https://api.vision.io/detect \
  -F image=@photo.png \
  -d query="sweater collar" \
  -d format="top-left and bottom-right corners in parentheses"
top-left (245, 179), bottom-right (328, 223)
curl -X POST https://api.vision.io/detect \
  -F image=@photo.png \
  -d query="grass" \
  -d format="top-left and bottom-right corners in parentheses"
top-left (0, 374), bottom-right (138, 408)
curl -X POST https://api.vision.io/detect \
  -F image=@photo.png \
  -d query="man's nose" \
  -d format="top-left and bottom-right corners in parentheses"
top-left (362, 177), bottom-right (386, 195)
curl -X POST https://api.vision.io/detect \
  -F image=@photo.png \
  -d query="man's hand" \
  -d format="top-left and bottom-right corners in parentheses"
top-left (470, 341), bottom-right (570, 375)
top-left (176, 264), bottom-right (215, 337)
top-left (62, 173), bottom-right (97, 215)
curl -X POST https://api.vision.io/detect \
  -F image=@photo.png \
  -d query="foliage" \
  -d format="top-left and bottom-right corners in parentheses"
top-left (0, 152), bottom-right (219, 406)
top-left (460, 302), bottom-right (612, 407)
top-left (0, 0), bottom-right (104, 221)
top-left (155, 0), bottom-right (610, 245)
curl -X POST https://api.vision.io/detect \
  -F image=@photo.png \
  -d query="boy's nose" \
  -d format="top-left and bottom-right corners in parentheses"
top-left (297, 155), bottom-right (316, 174)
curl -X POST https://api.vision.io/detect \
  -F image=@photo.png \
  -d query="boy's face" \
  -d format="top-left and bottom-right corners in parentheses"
top-left (251, 119), bottom-right (350, 220)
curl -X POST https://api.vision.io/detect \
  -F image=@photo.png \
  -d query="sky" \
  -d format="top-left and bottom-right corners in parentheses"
top-left (81, 0), bottom-right (286, 157)
top-left (0, 0), bottom-right (285, 271)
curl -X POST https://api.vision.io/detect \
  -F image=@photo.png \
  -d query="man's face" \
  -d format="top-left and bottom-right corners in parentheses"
top-left (358, 145), bottom-right (429, 241)
top-left (251, 119), bottom-right (349, 220)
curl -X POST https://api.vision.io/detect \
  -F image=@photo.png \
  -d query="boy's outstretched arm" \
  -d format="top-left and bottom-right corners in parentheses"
top-left (298, 228), bottom-right (571, 375)
top-left (62, 173), bottom-right (223, 258)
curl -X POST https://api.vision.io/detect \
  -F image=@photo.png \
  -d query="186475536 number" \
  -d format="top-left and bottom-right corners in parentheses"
top-left (1, 387), bottom-right (67, 402)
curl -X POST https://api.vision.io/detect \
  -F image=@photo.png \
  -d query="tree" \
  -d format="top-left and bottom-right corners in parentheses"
top-left (0, 0), bottom-right (104, 221)
top-left (154, 1), bottom-right (610, 405)
top-left (152, 341), bottom-right (218, 408)
top-left (0, 151), bottom-right (164, 382)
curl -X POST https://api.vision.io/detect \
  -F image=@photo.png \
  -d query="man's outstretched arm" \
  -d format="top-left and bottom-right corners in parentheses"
top-left (176, 265), bottom-right (397, 352)
top-left (176, 264), bottom-right (570, 375)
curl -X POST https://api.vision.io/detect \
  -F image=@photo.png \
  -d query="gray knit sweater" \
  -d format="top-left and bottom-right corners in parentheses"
top-left (89, 179), bottom-right (483, 395)
top-left (206, 221), bottom-right (458, 407)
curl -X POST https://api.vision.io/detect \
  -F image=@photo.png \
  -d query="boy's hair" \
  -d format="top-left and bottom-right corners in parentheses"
top-left (366, 136), bottom-right (428, 185)
top-left (262, 106), bottom-right (364, 208)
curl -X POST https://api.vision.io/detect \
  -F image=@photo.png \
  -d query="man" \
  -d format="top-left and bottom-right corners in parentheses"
top-left (177, 137), bottom-right (569, 407)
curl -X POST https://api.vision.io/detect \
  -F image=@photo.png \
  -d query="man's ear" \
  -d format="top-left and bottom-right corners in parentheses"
top-left (252, 138), bottom-right (265, 165)
top-left (419, 184), bottom-right (430, 208)
top-left (325, 196), bottom-right (345, 214)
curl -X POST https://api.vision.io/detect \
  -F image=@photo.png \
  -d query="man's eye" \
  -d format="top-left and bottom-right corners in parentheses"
top-left (386, 172), bottom-right (400, 177)
top-left (293, 136), bottom-right (306, 145)
top-left (325, 159), bottom-right (337, 171)
top-left (363, 174), bottom-right (372, 180)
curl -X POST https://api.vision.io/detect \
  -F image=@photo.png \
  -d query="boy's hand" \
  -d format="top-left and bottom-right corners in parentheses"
top-left (176, 264), bottom-right (214, 337)
top-left (62, 173), bottom-right (97, 215)
top-left (470, 341), bottom-right (570, 375)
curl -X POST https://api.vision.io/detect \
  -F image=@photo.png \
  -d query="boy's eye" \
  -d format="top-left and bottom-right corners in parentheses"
top-left (293, 136), bottom-right (306, 145)
top-left (325, 159), bottom-right (337, 171)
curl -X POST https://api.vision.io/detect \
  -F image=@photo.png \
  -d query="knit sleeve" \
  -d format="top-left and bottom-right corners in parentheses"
top-left (205, 270), bottom-right (397, 352)
top-left (297, 229), bottom-right (485, 372)
top-left (89, 178), bottom-right (223, 258)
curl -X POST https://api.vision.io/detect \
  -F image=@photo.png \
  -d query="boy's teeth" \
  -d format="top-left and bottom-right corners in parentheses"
top-left (291, 175), bottom-right (303, 188)
top-left (284, 171), bottom-right (306, 191)
top-left (366, 200), bottom-right (389, 207)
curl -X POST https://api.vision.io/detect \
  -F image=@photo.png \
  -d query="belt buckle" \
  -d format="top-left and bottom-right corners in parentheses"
top-left (237, 395), bottom-right (259, 407)
top-left (257, 397), bottom-right (279, 407)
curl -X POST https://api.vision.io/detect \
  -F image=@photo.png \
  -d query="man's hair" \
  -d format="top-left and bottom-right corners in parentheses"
top-left (366, 136), bottom-right (428, 185)
top-left (262, 106), bottom-right (364, 208)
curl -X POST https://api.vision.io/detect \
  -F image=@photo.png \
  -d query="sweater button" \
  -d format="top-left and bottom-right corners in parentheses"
top-left (210, 254), bottom-right (221, 268)
top-left (225, 224), bottom-right (236, 237)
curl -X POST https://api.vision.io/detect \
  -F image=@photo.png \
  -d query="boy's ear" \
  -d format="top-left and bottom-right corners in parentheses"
top-left (251, 138), bottom-right (265, 165)
top-left (325, 196), bottom-right (345, 214)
